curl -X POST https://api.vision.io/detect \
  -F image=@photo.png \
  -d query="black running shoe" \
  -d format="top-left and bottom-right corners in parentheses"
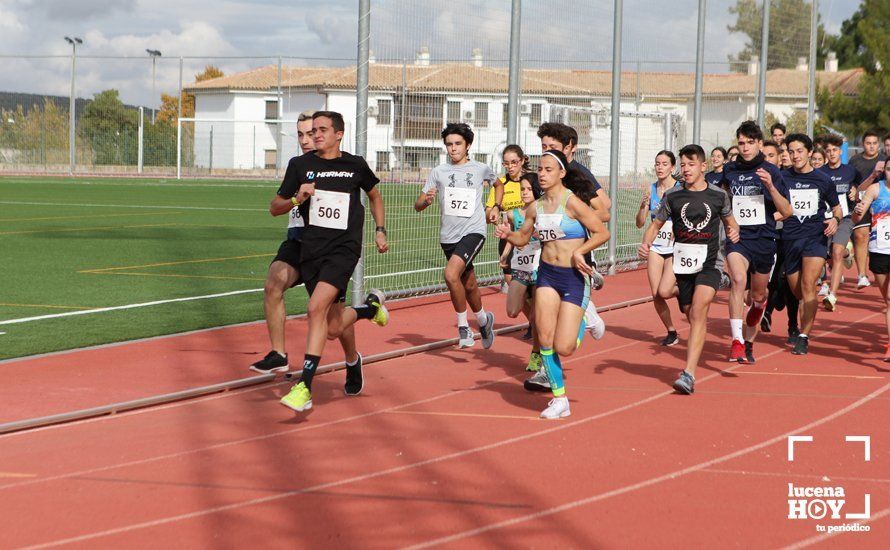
top-left (760, 311), bottom-right (772, 333)
top-left (787, 327), bottom-right (800, 346)
top-left (249, 351), bottom-right (289, 374)
top-left (660, 331), bottom-right (679, 346)
top-left (344, 352), bottom-right (364, 396)
top-left (743, 341), bottom-right (756, 364)
top-left (792, 335), bottom-right (809, 355)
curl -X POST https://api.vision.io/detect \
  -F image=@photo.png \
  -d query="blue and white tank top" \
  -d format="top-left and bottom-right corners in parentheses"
top-left (869, 183), bottom-right (890, 254)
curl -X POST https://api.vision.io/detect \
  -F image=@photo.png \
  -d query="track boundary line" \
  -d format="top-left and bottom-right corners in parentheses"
top-left (0, 211), bottom-right (182, 223)
top-left (0, 200), bottom-right (266, 212)
top-left (0, 289), bottom-right (264, 326)
top-left (0, 296), bottom-right (652, 434)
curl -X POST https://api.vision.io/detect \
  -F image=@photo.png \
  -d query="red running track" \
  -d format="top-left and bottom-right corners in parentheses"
top-left (1, 272), bottom-right (888, 548)
top-left (0, 275), bottom-right (651, 424)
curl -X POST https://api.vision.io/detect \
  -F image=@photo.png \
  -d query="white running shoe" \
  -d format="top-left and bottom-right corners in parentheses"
top-left (540, 397), bottom-right (571, 419)
top-left (844, 242), bottom-right (854, 270)
top-left (584, 301), bottom-right (605, 340)
top-left (818, 283), bottom-right (830, 297)
top-left (458, 326), bottom-right (475, 348)
top-left (858, 275), bottom-right (871, 289)
top-left (500, 282), bottom-right (509, 294)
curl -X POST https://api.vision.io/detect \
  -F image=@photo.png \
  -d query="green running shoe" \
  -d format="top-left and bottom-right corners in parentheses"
top-left (366, 288), bottom-right (389, 327)
top-left (280, 381), bottom-right (312, 411)
top-left (526, 351), bottom-right (542, 372)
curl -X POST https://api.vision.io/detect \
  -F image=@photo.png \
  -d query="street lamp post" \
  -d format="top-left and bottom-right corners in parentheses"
top-left (146, 49), bottom-right (162, 124)
top-left (64, 36), bottom-right (82, 176)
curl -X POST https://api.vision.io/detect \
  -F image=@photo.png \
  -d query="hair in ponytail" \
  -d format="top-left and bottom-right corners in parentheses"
top-left (543, 149), bottom-right (596, 204)
top-left (503, 144), bottom-right (530, 174)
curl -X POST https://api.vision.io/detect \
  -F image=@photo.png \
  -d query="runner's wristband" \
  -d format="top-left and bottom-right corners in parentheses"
top-left (291, 196), bottom-right (300, 207)
top-left (376, 226), bottom-right (387, 235)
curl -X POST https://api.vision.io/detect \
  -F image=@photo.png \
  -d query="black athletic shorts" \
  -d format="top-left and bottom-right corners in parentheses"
top-left (299, 247), bottom-right (360, 303)
top-left (676, 267), bottom-right (721, 310)
top-left (870, 252), bottom-right (890, 275)
top-left (726, 237), bottom-right (777, 275)
top-left (272, 240), bottom-right (303, 288)
top-left (441, 233), bottom-right (486, 273)
top-left (498, 238), bottom-right (513, 275)
top-left (781, 237), bottom-right (829, 276)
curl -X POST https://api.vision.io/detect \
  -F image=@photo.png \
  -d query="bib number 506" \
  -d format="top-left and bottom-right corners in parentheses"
top-left (317, 207), bottom-right (341, 219)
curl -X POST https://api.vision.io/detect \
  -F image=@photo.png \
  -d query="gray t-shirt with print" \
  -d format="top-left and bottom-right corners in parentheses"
top-left (423, 160), bottom-right (496, 244)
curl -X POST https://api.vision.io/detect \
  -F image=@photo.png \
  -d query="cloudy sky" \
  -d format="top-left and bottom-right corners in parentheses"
top-left (0, 0), bottom-right (861, 109)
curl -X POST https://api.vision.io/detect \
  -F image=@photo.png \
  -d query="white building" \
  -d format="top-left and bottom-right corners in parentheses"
top-left (185, 55), bottom-right (862, 178)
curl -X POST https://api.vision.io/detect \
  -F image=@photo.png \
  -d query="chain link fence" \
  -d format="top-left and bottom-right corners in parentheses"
top-left (0, 0), bottom-right (858, 298)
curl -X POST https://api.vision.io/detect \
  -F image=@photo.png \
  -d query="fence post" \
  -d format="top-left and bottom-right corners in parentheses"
top-left (276, 56), bottom-right (283, 178)
top-left (176, 118), bottom-right (181, 180)
top-left (209, 125), bottom-right (213, 175)
top-left (352, 0), bottom-right (371, 305)
top-left (138, 107), bottom-right (144, 174)
top-left (506, 0), bottom-right (522, 145)
top-left (756, 0), bottom-right (770, 128)
top-left (607, 0), bottom-right (623, 275)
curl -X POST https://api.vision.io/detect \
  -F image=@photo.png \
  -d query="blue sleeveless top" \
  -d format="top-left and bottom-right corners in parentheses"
top-left (649, 180), bottom-right (681, 220)
top-left (535, 190), bottom-right (587, 240)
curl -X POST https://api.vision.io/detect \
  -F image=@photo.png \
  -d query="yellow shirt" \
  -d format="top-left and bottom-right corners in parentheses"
top-left (486, 176), bottom-right (525, 210)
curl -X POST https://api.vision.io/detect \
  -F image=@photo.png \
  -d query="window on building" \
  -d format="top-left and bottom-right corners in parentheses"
top-left (377, 99), bottom-right (392, 125)
top-left (376, 151), bottom-right (390, 170)
top-left (474, 102), bottom-right (488, 127)
top-left (264, 149), bottom-right (277, 170)
top-left (446, 101), bottom-right (461, 123)
top-left (394, 94), bottom-right (445, 140)
top-left (473, 152), bottom-right (489, 165)
top-left (265, 100), bottom-right (279, 121)
top-left (502, 103), bottom-right (509, 129)
top-left (530, 104), bottom-right (542, 126)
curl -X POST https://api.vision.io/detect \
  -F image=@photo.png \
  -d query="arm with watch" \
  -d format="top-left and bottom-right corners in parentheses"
top-left (486, 178), bottom-right (505, 224)
top-left (367, 186), bottom-right (389, 253)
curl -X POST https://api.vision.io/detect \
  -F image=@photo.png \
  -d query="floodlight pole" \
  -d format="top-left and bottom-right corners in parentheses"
top-left (693, 0), bottom-right (706, 144)
top-left (65, 36), bottom-right (82, 176)
top-left (146, 49), bottom-right (162, 124)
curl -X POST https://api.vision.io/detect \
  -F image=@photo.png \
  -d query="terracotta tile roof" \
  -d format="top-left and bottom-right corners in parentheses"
top-left (186, 63), bottom-right (863, 98)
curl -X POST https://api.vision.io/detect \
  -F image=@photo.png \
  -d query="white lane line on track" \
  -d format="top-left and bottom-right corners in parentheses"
top-left (0, 200), bottom-right (265, 212)
top-left (9, 315), bottom-right (884, 547)
top-left (405, 382), bottom-right (890, 549)
top-left (0, 289), bottom-right (262, 326)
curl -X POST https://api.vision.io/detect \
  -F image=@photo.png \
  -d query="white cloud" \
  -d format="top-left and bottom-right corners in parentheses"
top-left (48, 0), bottom-right (137, 20)
top-left (0, 0), bottom-right (866, 108)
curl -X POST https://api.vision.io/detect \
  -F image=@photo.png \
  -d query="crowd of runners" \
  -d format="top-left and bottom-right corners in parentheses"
top-left (247, 110), bottom-right (889, 419)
